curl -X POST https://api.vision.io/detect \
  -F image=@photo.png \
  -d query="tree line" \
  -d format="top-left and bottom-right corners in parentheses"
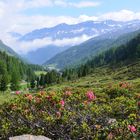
top-left (0, 51), bottom-right (42, 92)
top-left (1, 33), bottom-right (140, 91)
top-left (31, 33), bottom-right (140, 89)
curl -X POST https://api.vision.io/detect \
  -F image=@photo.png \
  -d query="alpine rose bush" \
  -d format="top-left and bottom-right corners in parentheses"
top-left (0, 84), bottom-right (139, 139)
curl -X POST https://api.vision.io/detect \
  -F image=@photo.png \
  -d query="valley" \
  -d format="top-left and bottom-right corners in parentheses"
top-left (0, 5), bottom-right (140, 139)
top-left (1, 32), bottom-right (140, 138)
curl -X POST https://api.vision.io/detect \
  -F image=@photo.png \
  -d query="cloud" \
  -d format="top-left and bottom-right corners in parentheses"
top-left (0, 0), bottom-right (100, 11)
top-left (53, 0), bottom-right (101, 8)
top-left (24, 0), bottom-right (101, 8)
top-left (69, 1), bottom-right (100, 8)
top-left (99, 10), bottom-right (140, 21)
top-left (3, 34), bottom-right (96, 54)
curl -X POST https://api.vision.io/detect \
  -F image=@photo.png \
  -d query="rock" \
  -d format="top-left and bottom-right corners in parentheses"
top-left (9, 135), bottom-right (51, 140)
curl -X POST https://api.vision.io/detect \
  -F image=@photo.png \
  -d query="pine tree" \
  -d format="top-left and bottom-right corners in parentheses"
top-left (36, 77), bottom-right (40, 88)
top-left (0, 74), bottom-right (9, 92)
top-left (39, 74), bottom-right (45, 87)
top-left (10, 71), bottom-right (20, 91)
top-left (0, 60), bottom-right (7, 75)
top-left (30, 79), bottom-right (36, 89)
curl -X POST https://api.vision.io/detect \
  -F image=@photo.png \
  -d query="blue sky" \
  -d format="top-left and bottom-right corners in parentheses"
top-left (23, 0), bottom-right (140, 17)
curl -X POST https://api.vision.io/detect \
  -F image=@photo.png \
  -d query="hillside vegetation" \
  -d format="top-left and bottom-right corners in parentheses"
top-left (61, 33), bottom-right (140, 80)
top-left (0, 34), bottom-right (140, 139)
top-left (0, 50), bottom-right (43, 93)
top-left (45, 29), bottom-right (140, 69)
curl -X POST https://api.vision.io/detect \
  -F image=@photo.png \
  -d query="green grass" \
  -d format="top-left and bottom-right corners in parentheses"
top-left (45, 63), bottom-right (140, 93)
top-left (20, 81), bottom-right (28, 90)
top-left (1, 62), bottom-right (140, 104)
top-left (0, 91), bottom-right (15, 105)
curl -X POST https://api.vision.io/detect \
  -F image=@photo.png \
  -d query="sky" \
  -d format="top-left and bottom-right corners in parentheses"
top-left (0, 0), bottom-right (140, 53)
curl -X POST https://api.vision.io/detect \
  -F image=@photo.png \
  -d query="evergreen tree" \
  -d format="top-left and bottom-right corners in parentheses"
top-left (39, 74), bottom-right (45, 87)
top-left (30, 79), bottom-right (36, 89)
top-left (10, 71), bottom-right (20, 91)
top-left (0, 60), bottom-right (7, 75)
top-left (0, 74), bottom-right (9, 92)
top-left (36, 77), bottom-right (40, 88)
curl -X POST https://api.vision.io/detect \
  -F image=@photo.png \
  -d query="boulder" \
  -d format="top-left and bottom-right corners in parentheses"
top-left (9, 135), bottom-right (51, 140)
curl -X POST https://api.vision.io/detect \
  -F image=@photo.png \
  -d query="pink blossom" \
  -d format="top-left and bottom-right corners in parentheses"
top-left (15, 91), bottom-right (20, 95)
top-left (56, 111), bottom-right (61, 118)
top-left (65, 91), bottom-right (72, 96)
top-left (35, 97), bottom-right (41, 103)
top-left (128, 125), bottom-right (136, 132)
top-left (60, 100), bottom-right (65, 107)
top-left (86, 91), bottom-right (96, 101)
top-left (26, 94), bottom-right (33, 101)
top-left (40, 90), bottom-right (45, 95)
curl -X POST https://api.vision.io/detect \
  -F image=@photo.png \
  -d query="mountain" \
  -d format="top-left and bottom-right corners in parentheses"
top-left (24, 46), bottom-right (70, 65)
top-left (19, 20), bottom-right (140, 66)
top-left (0, 40), bottom-right (18, 57)
top-left (44, 28), bottom-right (140, 69)
top-left (19, 20), bottom-right (140, 41)
top-left (0, 50), bottom-right (42, 82)
top-left (61, 33), bottom-right (140, 80)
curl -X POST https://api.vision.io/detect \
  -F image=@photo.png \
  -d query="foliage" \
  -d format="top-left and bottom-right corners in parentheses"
top-left (0, 83), bottom-right (139, 139)
top-left (61, 34), bottom-right (140, 81)
top-left (0, 74), bottom-right (9, 92)
top-left (105, 82), bottom-right (133, 99)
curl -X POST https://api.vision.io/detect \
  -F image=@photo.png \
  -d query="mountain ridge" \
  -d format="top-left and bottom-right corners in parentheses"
top-left (44, 29), bottom-right (140, 69)
top-left (0, 40), bottom-right (18, 57)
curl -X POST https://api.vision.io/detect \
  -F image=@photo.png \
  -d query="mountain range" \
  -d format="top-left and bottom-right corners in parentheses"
top-left (19, 20), bottom-right (140, 41)
top-left (44, 26), bottom-right (140, 69)
top-left (2, 19), bottom-right (140, 69)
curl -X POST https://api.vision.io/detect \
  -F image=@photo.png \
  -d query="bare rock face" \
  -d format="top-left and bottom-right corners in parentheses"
top-left (9, 135), bottom-right (51, 140)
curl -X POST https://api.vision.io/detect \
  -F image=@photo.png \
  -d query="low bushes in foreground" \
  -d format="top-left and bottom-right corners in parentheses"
top-left (0, 82), bottom-right (140, 139)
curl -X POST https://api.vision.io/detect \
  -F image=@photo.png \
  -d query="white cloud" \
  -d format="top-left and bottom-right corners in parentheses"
top-left (99, 10), bottom-right (140, 21)
top-left (69, 1), bottom-right (100, 8)
top-left (3, 34), bottom-right (96, 54)
top-left (1, 9), bottom-right (140, 54)
top-left (54, 0), bottom-right (67, 7)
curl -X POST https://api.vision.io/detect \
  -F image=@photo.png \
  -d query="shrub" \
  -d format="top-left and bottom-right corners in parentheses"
top-left (0, 87), bottom-right (139, 139)
top-left (106, 82), bottom-right (133, 99)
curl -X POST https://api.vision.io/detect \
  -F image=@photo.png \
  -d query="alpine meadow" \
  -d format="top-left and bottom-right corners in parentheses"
top-left (0, 0), bottom-right (140, 139)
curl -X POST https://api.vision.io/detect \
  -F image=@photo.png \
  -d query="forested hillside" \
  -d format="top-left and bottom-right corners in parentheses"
top-left (45, 29), bottom-right (140, 69)
top-left (62, 33), bottom-right (140, 80)
top-left (0, 51), bottom-right (42, 92)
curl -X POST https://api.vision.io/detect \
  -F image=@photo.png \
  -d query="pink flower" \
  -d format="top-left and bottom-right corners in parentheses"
top-left (65, 91), bottom-right (72, 96)
top-left (26, 94), bottom-right (33, 101)
top-left (35, 97), bottom-right (41, 103)
top-left (60, 100), bottom-right (65, 107)
top-left (86, 91), bottom-right (96, 101)
top-left (56, 111), bottom-right (61, 118)
top-left (40, 90), bottom-right (45, 95)
top-left (15, 91), bottom-right (20, 95)
top-left (128, 125), bottom-right (136, 132)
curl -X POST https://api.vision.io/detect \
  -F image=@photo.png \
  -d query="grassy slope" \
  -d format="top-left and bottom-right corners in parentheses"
top-left (1, 61), bottom-right (140, 104)
top-left (47, 60), bottom-right (140, 94)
